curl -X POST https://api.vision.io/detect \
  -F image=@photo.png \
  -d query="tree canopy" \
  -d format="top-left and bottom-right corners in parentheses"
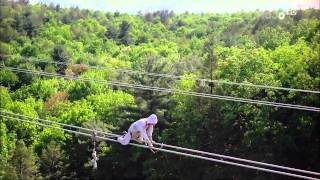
top-left (0, 0), bottom-right (319, 179)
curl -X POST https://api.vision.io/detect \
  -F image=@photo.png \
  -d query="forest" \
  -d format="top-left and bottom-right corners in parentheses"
top-left (0, 0), bottom-right (319, 179)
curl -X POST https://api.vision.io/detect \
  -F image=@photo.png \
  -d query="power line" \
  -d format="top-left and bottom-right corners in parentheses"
top-left (3, 55), bottom-right (320, 94)
top-left (2, 66), bottom-right (319, 112)
top-left (3, 110), bottom-right (318, 177)
top-left (3, 66), bottom-right (320, 111)
top-left (2, 110), bottom-right (320, 177)
top-left (1, 113), bottom-right (319, 180)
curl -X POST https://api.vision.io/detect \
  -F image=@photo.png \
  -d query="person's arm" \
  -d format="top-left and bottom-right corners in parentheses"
top-left (146, 125), bottom-right (155, 143)
top-left (138, 126), bottom-right (153, 147)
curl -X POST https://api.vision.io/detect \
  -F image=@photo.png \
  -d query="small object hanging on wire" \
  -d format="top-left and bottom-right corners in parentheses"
top-left (91, 129), bottom-right (98, 169)
top-left (199, 79), bottom-right (205, 87)
top-left (91, 150), bottom-right (98, 169)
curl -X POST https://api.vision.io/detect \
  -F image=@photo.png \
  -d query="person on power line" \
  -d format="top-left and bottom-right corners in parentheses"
top-left (118, 114), bottom-right (158, 152)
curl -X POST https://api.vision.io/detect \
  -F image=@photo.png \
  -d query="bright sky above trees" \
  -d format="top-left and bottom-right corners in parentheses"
top-left (30, 0), bottom-right (319, 14)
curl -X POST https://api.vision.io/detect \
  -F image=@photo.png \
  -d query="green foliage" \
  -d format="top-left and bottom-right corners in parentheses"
top-left (67, 70), bottom-right (107, 100)
top-left (11, 140), bottom-right (39, 180)
top-left (21, 44), bottom-right (39, 57)
top-left (0, 162), bottom-right (18, 180)
top-left (28, 78), bottom-right (60, 100)
top-left (15, 62), bottom-right (39, 85)
top-left (56, 99), bottom-right (96, 125)
top-left (256, 26), bottom-right (291, 50)
top-left (0, 2), bottom-right (319, 179)
top-left (34, 126), bottom-right (66, 154)
top-left (0, 86), bottom-right (12, 108)
top-left (0, 122), bottom-right (9, 163)
top-left (0, 41), bottom-right (13, 55)
top-left (118, 20), bottom-right (132, 45)
top-left (4, 98), bottom-right (42, 145)
top-left (39, 140), bottom-right (68, 179)
top-left (0, 69), bottom-right (18, 89)
top-left (87, 90), bottom-right (136, 125)
top-left (52, 44), bottom-right (70, 73)
top-left (0, 117), bottom-right (18, 164)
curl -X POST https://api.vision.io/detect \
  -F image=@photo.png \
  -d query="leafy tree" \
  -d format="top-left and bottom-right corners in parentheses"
top-left (105, 25), bottom-right (118, 40)
top-left (28, 78), bottom-right (60, 100)
top-left (56, 99), bottom-right (96, 126)
top-left (0, 3), bottom-right (319, 179)
top-left (40, 141), bottom-right (68, 180)
top-left (0, 86), bottom-right (12, 109)
top-left (44, 91), bottom-right (69, 111)
top-left (21, 44), bottom-right (39, 57)
top-left (0, 163), bottom-right (18, 180)
top-left (22, 7), bottom-right (43, 38)
top-left (67, 69), bottom-right (107, 100)
top-left (5, 98), bottom-right (42, 145)
top-left (144, 12), bottom-right (153, 22)
top-left (87, 90), bottom-right (136, 126)
top-left (15, 62), bottom-right (38, 85)
top-left (0, 122), bottom-right (10, 163)
top-left (52, 44), bottom-right (70, 74)
top-left (11, 140), bottom-right (39, 180)
top-left (118, 20), bottom-right (132, 45)
top-left (256, 27), bottom-right (291, 50)
top-left (202, 35), bottom-right (217, 95)
top-left (0, 42), bottom-right (13, 57)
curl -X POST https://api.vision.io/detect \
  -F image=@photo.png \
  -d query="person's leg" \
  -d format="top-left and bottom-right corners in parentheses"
top-left (138, 134), bottom-right (144, 144)
top-left (117, 132), bottom-right (131, 145)
top-left (131, 131), bottom-right (144, 144)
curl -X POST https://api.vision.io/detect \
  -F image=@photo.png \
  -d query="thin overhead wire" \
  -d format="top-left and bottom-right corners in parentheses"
top-left (3, 55), bottom-right (320, 94)
top-left (1, 114), bottom-right (319, 180)
top-left (2, 66), bottom-right (319, 112)
top-left (4, 66), bottom-right (320, 111)
top-left (1, 110), bottom-right (319, 178)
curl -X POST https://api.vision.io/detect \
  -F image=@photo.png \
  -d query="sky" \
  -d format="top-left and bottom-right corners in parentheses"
top-left (29, 0), bottom-right (320, 14)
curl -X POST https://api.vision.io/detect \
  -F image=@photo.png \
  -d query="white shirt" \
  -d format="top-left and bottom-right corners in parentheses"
top-left (128, 118), bottom-right (154, 145)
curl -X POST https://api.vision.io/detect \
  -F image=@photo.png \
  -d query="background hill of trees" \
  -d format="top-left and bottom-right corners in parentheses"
top-left (0, 0), bottom-right (319, 179)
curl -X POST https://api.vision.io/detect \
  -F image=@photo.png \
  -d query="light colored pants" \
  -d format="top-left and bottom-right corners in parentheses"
top-left (117, 131), bottom-right (143, 145)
